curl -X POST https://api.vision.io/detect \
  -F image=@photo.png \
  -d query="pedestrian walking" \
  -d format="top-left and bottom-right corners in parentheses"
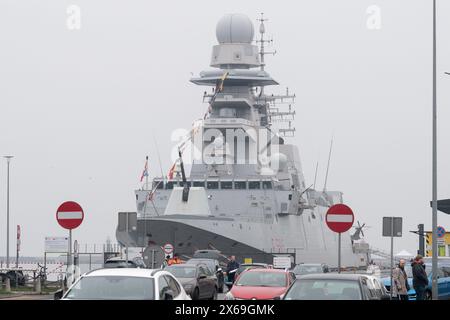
top-left (226, 255), bottom-right (240, 284)
top-left (393, 259), bottom-right (410, 300)
top-left (411, 255), bottom-right (429, 300)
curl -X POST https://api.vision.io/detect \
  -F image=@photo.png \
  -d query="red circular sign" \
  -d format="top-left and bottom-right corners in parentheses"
top-left (163, 243), bottom-right (174, 254)
top-left (325, 204), bottom-right (354, 233)
top-left (56, 201), bottom-right (84, 230)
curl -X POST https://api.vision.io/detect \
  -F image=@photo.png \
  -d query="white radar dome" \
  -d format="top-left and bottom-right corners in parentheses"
top-left (270, 153), bottom-right (288, 171)
top-left (216, 13), bottom-right (254, 44)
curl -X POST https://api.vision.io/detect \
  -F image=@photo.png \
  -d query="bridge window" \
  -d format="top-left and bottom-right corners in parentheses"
top-left (180, 181), bottom-right (191, 187)
top-left (262, 181), bottom-right (272, 190)
top-left (166, 181), bottom-right (177, 189)
top-left (193, 181), bottom-right (205, 187)
top-left (207, 181), bottom-right (219, 189)
top-left (234, 181), bottom-right (247, 190)
top-left (220, 182), bottom-right (233, 190)
top-left (249, 181), bottom-right (261, 190)
top-left (153, 181), bottom-right (164, 189)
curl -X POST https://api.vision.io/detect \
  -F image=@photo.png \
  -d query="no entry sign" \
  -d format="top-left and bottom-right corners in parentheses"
top-left (56, 201), bottom-right (84, 230)
top-left (326, 204), bottom-right (354, 233)
top-left (163, 243), bottom-right (174, 254)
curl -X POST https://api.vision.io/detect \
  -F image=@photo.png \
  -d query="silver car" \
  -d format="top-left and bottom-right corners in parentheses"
top-left (57, 268), bottom-right (191, 300)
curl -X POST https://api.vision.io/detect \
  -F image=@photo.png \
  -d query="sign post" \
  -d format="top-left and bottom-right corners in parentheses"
top-left (56, 201), bottom-right (84, 283)
top-left (382, 216), bottom-right (402, 299)
top-left (16, 225), bottom-right (20, 268)
top-left (325, 204), bottom-right (354, 273)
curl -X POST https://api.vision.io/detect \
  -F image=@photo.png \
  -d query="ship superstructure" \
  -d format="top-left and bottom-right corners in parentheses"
top-left (116, 14), bottom-right (369, 268)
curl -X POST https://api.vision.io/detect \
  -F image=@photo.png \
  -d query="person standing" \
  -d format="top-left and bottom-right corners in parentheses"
top-left (393, 259), bottom-right (410, 300)
top-left (412, 255), bottom-right (429, 300)
top-left (226, 255), bottom-right (240, 284)
top-left (168, 253), bottom-right (183, 266)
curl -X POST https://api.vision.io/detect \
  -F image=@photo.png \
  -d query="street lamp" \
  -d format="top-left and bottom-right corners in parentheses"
top-left (431, 0), bottom-right (438, 300)
top-left (3, 156), bottom-right (13, 268)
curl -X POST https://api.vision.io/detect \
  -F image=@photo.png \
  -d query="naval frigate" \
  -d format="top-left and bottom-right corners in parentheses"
top-left (116, 13), bottom-right (370, 268)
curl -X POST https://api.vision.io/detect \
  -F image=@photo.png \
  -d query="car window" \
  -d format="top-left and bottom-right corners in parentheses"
top-left (65, 276), bottom-right (155, 300)
top-left (235, 271), bottom-right (287, 287)
top-left (441, 266), bottom-right (450, 277)
top-left (284, 279), bottom-right (362, 300)
top-left (158, 275), bottom-right (171, 299)
top-left (164, 275), bottom-right (181, 297)
top-left (164, 265), bottom-right (197, 278)
top-left (289, 272), bottom-right (296, 284)
top-left (198, 266), bottom-right (208, 276)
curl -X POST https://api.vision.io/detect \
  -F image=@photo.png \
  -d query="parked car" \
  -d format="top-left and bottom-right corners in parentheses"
top-left (164, 263), bottom-right (218, 300)
top-left (57, 268), bottom-right (191, 300)
top-left (225, 268), bottom-right (296, 300)
top-left (382, 263), bottom-right (450, 300)
top-left (192, 250), bottom-right (223, 260)
top-left (0, 270), bottom-right (26, 287)
top-left (225, 263), bottom-right (270, 289)
top-left (292, 263), bottom-right (329, 277)
top-left (103, 256), bottom-right (145, 268)
top-left (283, 274), bottom-right (390, 300)
top-left (185, 258), bottom-right (225, 293)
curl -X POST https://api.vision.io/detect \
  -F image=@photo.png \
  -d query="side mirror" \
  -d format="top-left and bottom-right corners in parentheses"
top-left (164, 290), bottom-right (174, 300)
top-left (198, 274), bottom-right (207, 280)
top-left (54, 289), bottom-right (64, 300)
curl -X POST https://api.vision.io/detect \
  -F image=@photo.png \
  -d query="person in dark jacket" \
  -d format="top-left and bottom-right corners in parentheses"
top-left (412, 255), bottom-right (429, 300)
top-left (226, 256), bottom-right (240, 283)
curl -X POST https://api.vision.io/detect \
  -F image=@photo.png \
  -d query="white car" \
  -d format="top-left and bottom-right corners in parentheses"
top-left (59, 268), bottom-right (191, 300)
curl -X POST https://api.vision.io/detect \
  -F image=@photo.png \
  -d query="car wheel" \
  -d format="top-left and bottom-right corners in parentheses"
top-left (210, 287), bottom-right (218, 300)
top-left (192, 287), bottom-right (200, 300)
top-left (424, 290), bottom-right (432, 300)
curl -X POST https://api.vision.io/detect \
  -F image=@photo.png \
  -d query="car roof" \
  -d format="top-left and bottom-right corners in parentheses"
top-left (84, 268), bottom-right (160, 278)
top-left (166, 264), bottom-right (197, 268)
top-left (244, 268), bottom-right (287, 273)
top-left (105, 257), bottom-right (133, 262)
top-left (187, 258), bottom-right (216, 262)
top-left (296, 273), bottom-right (365, 281)
top-left (241, 263), bottom-right (268, 267)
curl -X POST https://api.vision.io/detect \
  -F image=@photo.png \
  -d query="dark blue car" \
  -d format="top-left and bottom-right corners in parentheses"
top-left (382, 263), bottom-right (450, 300)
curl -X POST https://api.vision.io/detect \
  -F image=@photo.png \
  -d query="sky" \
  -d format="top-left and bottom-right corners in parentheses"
top-left (0, 0), bottom-right (449, 258)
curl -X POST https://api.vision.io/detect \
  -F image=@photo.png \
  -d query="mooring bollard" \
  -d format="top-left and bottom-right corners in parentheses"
top-left (34, 277), bottom-right (41, 294)
top-left (5, 277), bottom-right (11, 293)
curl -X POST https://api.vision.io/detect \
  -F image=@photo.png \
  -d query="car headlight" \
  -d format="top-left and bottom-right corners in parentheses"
top-left (224, 292), bottom-right (235, 300)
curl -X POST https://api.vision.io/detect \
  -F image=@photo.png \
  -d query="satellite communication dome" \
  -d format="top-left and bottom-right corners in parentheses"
top-left (216, 14), bottom-right (254, 44)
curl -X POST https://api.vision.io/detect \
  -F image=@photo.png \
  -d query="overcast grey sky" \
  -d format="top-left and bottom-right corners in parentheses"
top-left (0, 0), bottom-right (449, 257)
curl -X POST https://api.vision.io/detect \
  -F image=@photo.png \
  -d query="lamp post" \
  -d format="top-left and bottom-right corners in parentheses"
top-left (4, 156), bottom-right (13, 268)
top-left (431, 0), bottom-right (438, 300)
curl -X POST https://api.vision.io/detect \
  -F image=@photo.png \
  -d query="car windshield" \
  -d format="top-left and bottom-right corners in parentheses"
top-left (235, 271), bottom-right (286, 287)
top-left (187, 260), bottom-right (215, 272)
top-left (165, 266), bottom-right (197, 278)
top-left (104, 260), bottom-right (136, 268)
top-left (65, 276), bottom-right (155, 300)
top-left (284, 279), bottom-right (362, 300)
top-left (237, 265), bottom-right (264, 274)
top-left (293, 265), bottom-right (322, 275)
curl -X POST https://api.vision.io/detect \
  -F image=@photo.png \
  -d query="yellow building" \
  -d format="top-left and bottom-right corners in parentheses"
top-left (425, 231), bottom-right (450, 257)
